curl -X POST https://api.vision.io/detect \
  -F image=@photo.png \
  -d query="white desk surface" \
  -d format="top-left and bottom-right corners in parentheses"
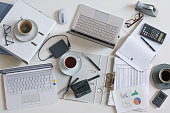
top-left (0, 0), bottom-right (170, 113)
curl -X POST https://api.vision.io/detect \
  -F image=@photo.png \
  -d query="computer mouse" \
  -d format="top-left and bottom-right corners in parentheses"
top-left (58, 9), bottom-right (67, 24)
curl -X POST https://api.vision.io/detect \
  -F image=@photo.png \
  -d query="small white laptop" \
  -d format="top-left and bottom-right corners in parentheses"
top-left (2, 63), bottom-right (58, 110)
top-left (68, 4), bottom-right (124, 48)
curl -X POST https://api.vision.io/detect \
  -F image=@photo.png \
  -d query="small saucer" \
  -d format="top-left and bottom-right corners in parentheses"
top-left (59, 52), bottom-right (82, 76)
top-left (152, 64), bottom-right (170, 89)
top-left (13, 20), bottom-right (38, 42)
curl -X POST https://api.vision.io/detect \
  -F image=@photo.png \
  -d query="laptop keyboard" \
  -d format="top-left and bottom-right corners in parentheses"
top-left (74, 14), bottom-right (118, 43)
top-left (6, 71), bottom-right (55, 95)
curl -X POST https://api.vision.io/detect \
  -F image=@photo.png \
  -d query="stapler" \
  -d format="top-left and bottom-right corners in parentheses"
top-left (135, 1), bottom-right (158, 17)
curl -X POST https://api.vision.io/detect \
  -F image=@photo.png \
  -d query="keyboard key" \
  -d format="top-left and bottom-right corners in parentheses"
top-left (6, 71), bottom-right (55, 95)
top-left (74, 15), bottom-right (118, 44)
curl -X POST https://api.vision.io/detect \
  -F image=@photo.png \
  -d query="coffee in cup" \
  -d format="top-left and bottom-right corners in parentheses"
top-left (159, 68), bottom-right (170, 83)
top-left (64, 56), bottom-right (77, 69)
top-left (17, 19), bottom-right (32, 36)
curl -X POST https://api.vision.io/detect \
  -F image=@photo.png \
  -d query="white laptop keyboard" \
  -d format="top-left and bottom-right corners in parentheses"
top-left (74, 14), bottom-right (118, 43)
top-left (6, 71), bottom-right (54, 95)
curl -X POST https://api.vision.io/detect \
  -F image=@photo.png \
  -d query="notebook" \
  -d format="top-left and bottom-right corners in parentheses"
top-left (0, 2), bottom-right (12, 55)
top-left (0, 48), bottom-right (10, 55)
top-left (68, 4), bottom-right (124, 49)
top-left (0, 2), bottom-right (12, 22)
top-left (56, 51), bottom-right (114, 105)
top-left (0, 0), bottom-right (56, 63)
top-left (116, 19), bottom-right (168, 71)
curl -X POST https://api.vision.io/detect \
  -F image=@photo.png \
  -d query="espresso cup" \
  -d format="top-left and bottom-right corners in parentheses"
top-left (17, 19), bottom-right (32, 36)
top-left (159, 68), bottom-right (170, 83)
top-left (64, 56), bottom-right (77, 69)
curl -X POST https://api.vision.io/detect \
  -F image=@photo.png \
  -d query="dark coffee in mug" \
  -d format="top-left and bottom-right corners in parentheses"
top-left (19, 20), bottom-right (32, 33)
top-left (161, 70), bottom-right (170, 81)
top-left (159, 69), bottom-right (170, 83)
top-left (65, 57), bottom-right (77, 68)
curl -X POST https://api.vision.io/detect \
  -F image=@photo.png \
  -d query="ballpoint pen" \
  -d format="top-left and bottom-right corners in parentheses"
top-left (141, 37), bottom-right (155, 52)
top-left (63, 77), bottom-right (79, 97)
top-left (83, 54), bottom-right (101, 71)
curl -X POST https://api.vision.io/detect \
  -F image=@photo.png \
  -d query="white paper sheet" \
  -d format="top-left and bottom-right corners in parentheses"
top-left (113, 85), bottom-right (148, 113)
top-left (116, 19), bottom-right (167, 71)
top-left (108, 57), bottom-right (151, 107)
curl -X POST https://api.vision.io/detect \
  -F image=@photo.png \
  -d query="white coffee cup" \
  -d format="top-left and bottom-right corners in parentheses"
top-left (159, 68), bottom-right (170, 83)
top-left (63, 56), bottom-right (77, 69)
top-left (16, 19), bottom-right (33, 36)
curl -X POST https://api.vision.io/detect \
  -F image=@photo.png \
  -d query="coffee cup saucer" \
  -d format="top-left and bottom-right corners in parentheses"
top-left (13, 20), bottom-right (38, 42)
top-left (59, 52), bottom-right (82, 76)
top-left (152, 64), bottom-right (170, 89)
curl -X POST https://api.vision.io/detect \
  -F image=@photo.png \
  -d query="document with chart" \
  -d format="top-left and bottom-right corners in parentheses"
top-left (113, 85), bottom-right (148, 113)
top-left (108, 57), bottom-right (151, 108)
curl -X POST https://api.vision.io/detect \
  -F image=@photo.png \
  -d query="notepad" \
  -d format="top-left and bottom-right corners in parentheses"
top-left (116, 19), bottom-right (168, 71)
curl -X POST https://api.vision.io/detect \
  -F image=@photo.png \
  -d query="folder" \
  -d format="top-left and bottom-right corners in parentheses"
top-left (56, 51), bottom-right (114, 105)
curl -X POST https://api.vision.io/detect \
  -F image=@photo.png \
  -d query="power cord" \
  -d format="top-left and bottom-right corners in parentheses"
top-left (37, 34), bottom-right (71, 61)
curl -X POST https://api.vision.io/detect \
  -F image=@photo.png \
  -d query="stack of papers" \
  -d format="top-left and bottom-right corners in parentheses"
top-left (108, 19), bottom-right (167, 113)
top-left (108, 57), bottom-right (151, 112)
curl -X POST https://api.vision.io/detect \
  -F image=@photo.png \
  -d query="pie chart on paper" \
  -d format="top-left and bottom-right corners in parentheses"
top-left (134, 97), bottom-right (141, 105)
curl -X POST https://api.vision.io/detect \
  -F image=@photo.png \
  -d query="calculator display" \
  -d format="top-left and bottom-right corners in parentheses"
top-left (158, 33), bottom-right (163, 42)
top-left (159, 93), bottom-right (166, 99)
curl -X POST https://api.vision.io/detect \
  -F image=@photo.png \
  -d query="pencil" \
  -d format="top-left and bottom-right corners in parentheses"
top-left (141, 37), bottom-right (155, 52)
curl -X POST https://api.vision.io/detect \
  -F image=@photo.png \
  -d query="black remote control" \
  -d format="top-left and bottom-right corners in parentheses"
top-left (152, 90), bottom-right (168, 108)
top-left (140, 23), bottom-right (166, 44)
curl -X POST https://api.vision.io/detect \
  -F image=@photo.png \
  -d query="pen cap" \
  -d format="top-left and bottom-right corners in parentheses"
top-left (88, 75), bottom-right (100, 81)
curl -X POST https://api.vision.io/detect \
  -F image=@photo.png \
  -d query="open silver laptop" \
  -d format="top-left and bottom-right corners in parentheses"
top-left (2, 63), bottom-right (58, 110)
top-left (68, 4), bottom-right (124, 48)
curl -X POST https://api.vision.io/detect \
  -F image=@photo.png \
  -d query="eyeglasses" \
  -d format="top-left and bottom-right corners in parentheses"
top-left (125, 13), bottom-right (144, 28)
top-left (3, 24), bottom-right (14, 46)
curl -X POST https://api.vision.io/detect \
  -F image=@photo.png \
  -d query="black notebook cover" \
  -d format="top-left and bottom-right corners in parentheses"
top-left (0, 2), bottom-right (13, 55)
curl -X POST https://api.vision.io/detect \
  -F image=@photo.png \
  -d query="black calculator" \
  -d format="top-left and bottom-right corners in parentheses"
top-left (140, 23), bottom-right (167, 44)
top-left (152, 90), bottom-right (168, 108)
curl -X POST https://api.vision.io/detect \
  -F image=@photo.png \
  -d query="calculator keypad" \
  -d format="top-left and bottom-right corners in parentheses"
top-left (140, 23), bottom-right (166, 44)
top-left (152, 90), bottom-right (167, 108)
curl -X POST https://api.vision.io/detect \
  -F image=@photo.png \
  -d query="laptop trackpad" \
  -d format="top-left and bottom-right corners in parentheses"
top-left (22, 93), bottom-right (40, 104)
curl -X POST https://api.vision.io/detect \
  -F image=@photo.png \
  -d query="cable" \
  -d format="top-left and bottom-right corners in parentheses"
top-left (37, 34), bottom-right (71, 61)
